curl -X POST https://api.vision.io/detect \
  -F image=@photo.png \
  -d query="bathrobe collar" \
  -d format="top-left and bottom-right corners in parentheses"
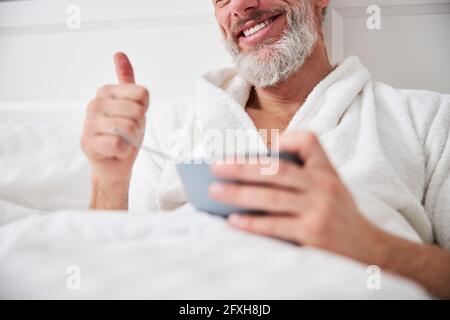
top-left (194, 55), bottom-right (371, 137)
top-left (156, 56), bottom-right (371, 210)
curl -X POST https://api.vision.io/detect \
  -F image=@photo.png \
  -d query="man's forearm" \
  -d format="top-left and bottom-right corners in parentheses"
top-left (90, 174), bottom-right (129, 210)
top-left (372, 229), bottom-right (450, 299)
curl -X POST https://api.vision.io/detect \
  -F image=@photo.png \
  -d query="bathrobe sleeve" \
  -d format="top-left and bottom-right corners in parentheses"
top-left (407, 90), bottom-right (450, 249)
top-left (128, 111), bottom-right (166, 213)
top-left (128, 96), bottom-right (194, 213)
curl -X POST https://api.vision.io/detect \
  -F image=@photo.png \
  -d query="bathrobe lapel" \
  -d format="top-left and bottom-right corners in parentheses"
top-left (156, 56), bottom-right (372, 211)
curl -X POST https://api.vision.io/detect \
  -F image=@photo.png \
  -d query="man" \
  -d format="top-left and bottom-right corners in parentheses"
top-left (81, 0), bottom-right (450, 298)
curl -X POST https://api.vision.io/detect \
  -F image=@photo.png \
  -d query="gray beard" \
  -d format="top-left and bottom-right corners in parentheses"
top-left (225, 1), bottom-right (318, 88)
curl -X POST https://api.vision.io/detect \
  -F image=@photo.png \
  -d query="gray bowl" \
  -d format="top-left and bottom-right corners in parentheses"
top-left (176, 152), bottom-right (303, 217)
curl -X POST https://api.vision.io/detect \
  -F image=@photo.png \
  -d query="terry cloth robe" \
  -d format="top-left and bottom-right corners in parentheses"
top-left (129, 56), bottom-right (450, 250)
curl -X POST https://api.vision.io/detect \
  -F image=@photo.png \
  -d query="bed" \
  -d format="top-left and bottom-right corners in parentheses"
top-left (1, 0), bottom-right (449, 299)
top-left (0, 106), bottom-right (430, 299)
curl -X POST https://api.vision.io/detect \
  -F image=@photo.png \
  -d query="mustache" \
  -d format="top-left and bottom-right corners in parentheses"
top-left (230, 7), bottom-right (286, 37)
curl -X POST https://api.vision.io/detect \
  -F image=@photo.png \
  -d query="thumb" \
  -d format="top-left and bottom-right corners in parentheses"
top-left (114, 52), bottom-right (136, 84)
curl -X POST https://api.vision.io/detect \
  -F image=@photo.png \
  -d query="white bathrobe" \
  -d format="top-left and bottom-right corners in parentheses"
top-left (129, 56), bottom-right (450, 250)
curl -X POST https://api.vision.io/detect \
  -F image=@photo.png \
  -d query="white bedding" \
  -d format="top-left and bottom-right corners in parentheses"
top-left (0, 200), bottom-right (429, 299)
top-left (0, 111), bottom-right (431, 299)
top-left (0, 119), bottom-right (91, 211)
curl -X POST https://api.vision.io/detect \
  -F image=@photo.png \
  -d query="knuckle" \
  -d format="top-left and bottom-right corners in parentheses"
top-left (322, 177), bottom-right (340, 196)
top-left (136, 106), bottom-right (147, 119)
top-left (82, 115), bottom-right (94, 131)
top-left (277, 161), bottom-right (292, 178)
top-left (124, 121), bottom-right (137, 135)
top-left (111, 136), bottom-right (123, 149)
top-left (80, 134), bottom-right (89, 151)
top-left (250, 219), bottom-right (265, 233)
top-left (110, 137), bottom-right (131, 158)
top-left (231, 186), bottom-right (244, 201)
top-left (94, 98), bottom-right (112, 114)
top-left (302, 132), bottom-right (319, 147)
top-left (262, 220), bottom-right (278, 234)
top-left (119, 146), bottom-right (132, 157)
top-left (136, 86), bottom-right (149, 102)
top-left (246, 218), bottom-right (260, 232)
top-left (316, 199), bottom-right (334, 219)
top-left (97, 84), bottom-right (113, 96)
top-left (308, 215), bottom-right (329, 237)
top-left (87, 99), bottom-right (101, 113)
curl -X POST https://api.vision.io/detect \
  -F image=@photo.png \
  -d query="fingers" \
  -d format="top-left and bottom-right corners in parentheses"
top-left (114, 52), bottom-right (135, 84)
top-left (83, 83), bottom-right (149, 162)
top-left (211, 160), bottom-right (311, 191)
top-left (82, 105), bottom-right (144, 160)
top-left (209, 183), bottom-right (308, 214)
top-left (97, 84), bottom-right (149, 107)
top-left (88, 98), bottom-right (146, 126)
top-left (211, 132), bottom-right (336, 192)
top-left (93, 116), bottom-right (142, 139)
top-left (229, 214), bottom-right (303, 243)
top-left (280, 132), bottom-right (335, 172)
top-left (84, 134), bottom-right (133, 160)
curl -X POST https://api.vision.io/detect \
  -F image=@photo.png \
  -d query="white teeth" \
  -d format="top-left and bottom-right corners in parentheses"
top-left (243, 19), bottom-right (272, 37)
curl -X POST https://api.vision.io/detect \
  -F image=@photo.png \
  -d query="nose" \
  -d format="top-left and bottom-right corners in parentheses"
top-left (230, 0), bottom-right (259, 19)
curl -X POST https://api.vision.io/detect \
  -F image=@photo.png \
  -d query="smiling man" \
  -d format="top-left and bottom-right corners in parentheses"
top-left (81, 0), bottom-right (450, 298)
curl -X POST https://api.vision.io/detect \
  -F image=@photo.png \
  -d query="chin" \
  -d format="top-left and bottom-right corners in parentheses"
top-left (244, 40), bottom-right (281, 60)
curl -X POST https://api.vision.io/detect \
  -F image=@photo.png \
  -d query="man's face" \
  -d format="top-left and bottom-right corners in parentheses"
top-left (214, 0), bottom-right (319, 88)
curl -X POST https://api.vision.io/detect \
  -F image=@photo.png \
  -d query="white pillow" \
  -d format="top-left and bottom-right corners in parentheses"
top-left (0, 120), bottom-right (91, 211)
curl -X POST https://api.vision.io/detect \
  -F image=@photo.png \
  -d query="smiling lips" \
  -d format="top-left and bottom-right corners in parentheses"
top-left (242, 17), bottom-right (276, 37)
top-left (237, 13), bottom-right (282, 38)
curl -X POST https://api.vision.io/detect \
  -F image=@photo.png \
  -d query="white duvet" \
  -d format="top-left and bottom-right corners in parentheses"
top-left (0, 200), bottom-right (429, 299)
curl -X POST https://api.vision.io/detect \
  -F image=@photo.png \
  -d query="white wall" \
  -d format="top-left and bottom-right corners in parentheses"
top-left (324, 0), bottom-right (450, 94)
top-left (0, 0), bottom-right (449, 117)
top-left (0, 0), bottom-right (232, 105)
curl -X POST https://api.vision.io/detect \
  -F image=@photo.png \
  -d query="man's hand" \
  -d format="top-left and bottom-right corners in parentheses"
top-left (81, 52), bottom-right (149, 209)
top-left (210, 131), bottom-right (450, 298)
top-left (209, 132), bottom-right (380, 262)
